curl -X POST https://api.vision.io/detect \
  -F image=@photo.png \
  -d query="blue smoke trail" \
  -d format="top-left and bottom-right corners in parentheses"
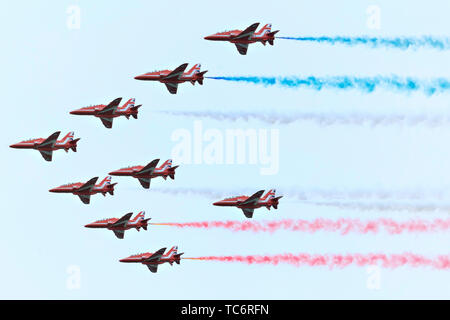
top-left (206, 76), bottom-right (450, 95)
top-left (276, 36), bottom-right (450, 50)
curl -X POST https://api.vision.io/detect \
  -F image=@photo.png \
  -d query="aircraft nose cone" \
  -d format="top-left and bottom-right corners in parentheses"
top-left (108, 170), bottom-right (119, 175)
top-left (49, 187), bottom-right (58, 193)
top-left (9, 143), bottom-right (19, 148)
top-left (213, 201), bottom-right (220, 206)
top-left (84, 223), bottom-right (93, 228)
top-left (134, 75), bottom-right (145, 80)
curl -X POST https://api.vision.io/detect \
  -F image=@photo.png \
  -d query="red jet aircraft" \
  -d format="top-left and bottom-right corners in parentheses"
top-left (109, 159), bottom-right (178, 189)
top-left (119, 246), bottom-right (183, 273)
top-left (70, 97), bottom-right (142, 128)
top-left (204, 23), bottom-right (279, 55)
top-left (49, 176), bottom-right (117, 204)
top-left (85, 211), bottom-right (150, 239)
top-left (10, 131), bottom-right (80, 161)
top-left (213, 189), bottom-right (283, 218)
top-left (134, 63), bottom-right (207, 94)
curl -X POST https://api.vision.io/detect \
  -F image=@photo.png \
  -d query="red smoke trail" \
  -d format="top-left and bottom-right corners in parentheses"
top-left (151, 218), bottom-right (450, 235)
top-left (184, 253), bottom-right (450, 270)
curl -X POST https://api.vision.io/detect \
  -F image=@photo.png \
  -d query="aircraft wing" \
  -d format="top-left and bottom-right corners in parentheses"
top-left (99, 117), bottom-right (113, 128)
top-left (146, 264), bottom-right (158, 273)
top-left (144, 247), bottom-right (166, 263)
top-left (233, 23), bottom-right (259, 40)
top-left (77, 177), bottom-right (99, 193)
top-left (138, 177), bottom-right (151, 189)
top-left (111, 212), bottom-right (133, 228)
top-left (234, 43), bottom-right (249, 55)
top-left (98, 97), bottom-right (122, 115)
top-left (241, 190), bottom-right (265, 206)
top-left (39, 150), bottom-right (53, 162)
top-left (112, 230), bottom-right (125, 239)
top-left (164, 82), bottom-right (179, 94)
top-left (38, 131), bottom-right (61, 149)
top-left (78, 194), bottom-right (91, 204)
top-left (138, 159), bottom-right (160, 176)
top-left (241, 208), bottom-right (254, 218)
top-left (162, 63), bottom-right (188, 81)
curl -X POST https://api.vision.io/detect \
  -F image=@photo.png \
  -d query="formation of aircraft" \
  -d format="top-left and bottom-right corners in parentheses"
top-left (109, 159), bottom-right (178, 189)
top-left (10, 131), bottom-right (80, 161)
top-left (49, 176), bottom-right (117, 204)
top-left (204, 23), bottom-right (279, 55)
top-left (120, 246), bottom-right (183, 273)
top-left (134, 63), bottom-right (207, 94)
top-left (213, 189), bottom-right (283, 218)
top-left (13, 22), bottom-right (287, 274)
top-left (70, 98), bottom-right (141, 128)
top-left (85, 211), bottom-right (151, 239)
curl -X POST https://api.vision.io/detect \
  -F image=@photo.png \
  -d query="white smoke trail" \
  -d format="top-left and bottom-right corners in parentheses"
top-left (157, 110), bottom-right (450, 127)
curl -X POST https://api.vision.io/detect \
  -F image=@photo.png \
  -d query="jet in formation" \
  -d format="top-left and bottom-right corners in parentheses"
top-left (213, 189), bottom-right (283, 218)
top-left (109, 159), bottom-right (178, 189)
top-left (134, 63), bottom-right (207, 94)
top-left (85, 211), bottom-right (150, 239)
top-left (10, 131), bottom-right (80, 161)
top-left (70, 98), bottom-right (141, 128)
top-left (204, 23), bottom-right (279, 55)
top-left (119, 246), bottom-right (183, 273)
top-left (49, 176), bottom-right (117, 204)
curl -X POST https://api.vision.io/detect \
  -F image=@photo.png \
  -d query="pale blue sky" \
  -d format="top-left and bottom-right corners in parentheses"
top-left (1, 0), bottom-right (450, 299)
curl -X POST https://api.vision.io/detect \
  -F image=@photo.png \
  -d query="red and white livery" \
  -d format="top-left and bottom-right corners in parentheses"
top-left (49, 176), bottom-right (117, 204)
top-left (85, 211), bottom-right (150, 239)
top-left (70, 97), bottom-right (142, 128)
top-left (134, 63), bottom-right (207, 94)
top-left (10, 131), bottom-right (80, 161)
top-left (204, 23), bottom-right (279, 55)
top-left (213, 189), bottom-right (283, 218)
top-left (120, 246), bottom-right (184, 273)
top-left (109, 159), bottom-right (179, 189)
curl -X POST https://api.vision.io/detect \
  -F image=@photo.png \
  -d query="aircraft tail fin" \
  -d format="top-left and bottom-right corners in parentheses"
top-left (185, 63), bottom-right (201, 77)
top-left (159, 159), bottom-right (172, 170)
top-left (261, 189), bottom-right (276, 201)
top-left (59, 131), bottom-right (74, 144)
top-left (167, 246), bottom-right (178, 258)
top-left (119, 98), bottom-right (135, 111)
top-left (255, 23), bottom-right (272, 36)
